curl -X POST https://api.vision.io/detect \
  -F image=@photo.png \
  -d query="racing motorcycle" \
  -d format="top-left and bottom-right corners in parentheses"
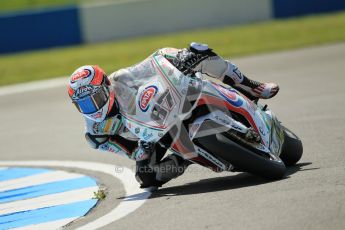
top-left (114, 53), bottom-right (303, 179)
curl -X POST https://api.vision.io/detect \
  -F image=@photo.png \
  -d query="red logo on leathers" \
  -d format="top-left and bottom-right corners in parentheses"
top-left (139, 86), bottom-right (157, 112)
top-left (71, 69), bottom-right (90, 82)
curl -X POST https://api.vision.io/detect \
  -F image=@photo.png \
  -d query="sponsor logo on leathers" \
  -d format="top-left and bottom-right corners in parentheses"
top-left (139, 86), bottom-right (158, 112)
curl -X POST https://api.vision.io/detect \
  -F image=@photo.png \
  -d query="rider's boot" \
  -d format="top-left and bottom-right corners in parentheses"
top-left (194, 55), bottom-right (280, 100)
top-left (176, 42), bottom-right (280, 101)
top-left (222, 64), bottom-right (279, 100)
top-left (135, 154), bottom-right (190, 189)
top-left (153, 154), bottom-right (191, 184)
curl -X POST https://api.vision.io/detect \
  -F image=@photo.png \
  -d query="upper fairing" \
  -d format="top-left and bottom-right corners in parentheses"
top-left (202, 81), bottom-right (284, 155)
top-left (202, 81), bottom-right (273, 150)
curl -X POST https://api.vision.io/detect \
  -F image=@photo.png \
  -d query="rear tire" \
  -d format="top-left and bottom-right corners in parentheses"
top-left (279, 127), bottom-right (303, 166)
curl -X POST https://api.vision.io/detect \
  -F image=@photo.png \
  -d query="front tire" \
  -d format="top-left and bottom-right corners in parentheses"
top-left (279, 127), bottom-right (303, 166)
top-left (195, 133), bottom-right (286, 180)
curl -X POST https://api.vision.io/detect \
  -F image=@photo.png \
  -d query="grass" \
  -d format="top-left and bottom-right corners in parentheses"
top-left (0, 0), bottom-right (80, 12)
top-left (93, 189), bottom-right (106, 200)
top-left (0, 11), bottom-right (345, 86)
top-left (0, 0), bottom-right (124, 12)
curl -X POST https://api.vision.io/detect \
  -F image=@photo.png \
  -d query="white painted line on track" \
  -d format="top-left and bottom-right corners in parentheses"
top-left (82, 0), bottom-right (149, 8)
top-left (0, 161), bottom-right (151, 229)
top-left (0, 186), bottom-right (98, 215)
top-left (0, 77), bottom-right (67, 96)
top-left (0, 170), bottom-right (85, 192)
top-left (13, 218), bottom-right (76, 230)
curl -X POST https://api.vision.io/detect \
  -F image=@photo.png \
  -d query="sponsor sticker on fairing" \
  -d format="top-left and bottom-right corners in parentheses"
top-left (213, 83), bottom-right (243, 107)
top-left (138, 85), bottom-right (158, 112)
top-left (196, 146), bottom-right (226, 170)
top-left (135, 127), bottom-right (140, 134)
top-left (142, 129), bottom-right (154, 141)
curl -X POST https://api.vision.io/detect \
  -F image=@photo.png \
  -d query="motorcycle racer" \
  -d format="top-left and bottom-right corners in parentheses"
top-left (67, 42), bottom-right (279, 189)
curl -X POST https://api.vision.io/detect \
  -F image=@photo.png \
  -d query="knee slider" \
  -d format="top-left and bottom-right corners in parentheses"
top-left (155, 155), bottom-right (188, 182)
top-left (135, 160), bottom-right (163, 188)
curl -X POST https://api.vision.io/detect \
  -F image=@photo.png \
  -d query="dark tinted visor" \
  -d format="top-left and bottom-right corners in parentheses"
top-left (73, 85), bottom-right (109, 114)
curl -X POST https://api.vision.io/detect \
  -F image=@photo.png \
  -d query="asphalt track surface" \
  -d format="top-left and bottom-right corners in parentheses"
top-left (0, 43), bottom-right (344, 230)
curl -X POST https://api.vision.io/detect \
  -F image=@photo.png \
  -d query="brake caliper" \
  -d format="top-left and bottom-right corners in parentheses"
top-left (245, 127), bottom-right (261, 143)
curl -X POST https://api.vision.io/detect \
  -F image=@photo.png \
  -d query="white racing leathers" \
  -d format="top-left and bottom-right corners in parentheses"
top-left (83, 43), bottom-right (275, 188)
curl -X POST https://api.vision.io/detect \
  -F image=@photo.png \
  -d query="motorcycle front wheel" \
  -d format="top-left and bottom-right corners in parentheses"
top-left (279, 127), bottom-right (303, 166)
top-left (195, 133), bottom-right (286, 180)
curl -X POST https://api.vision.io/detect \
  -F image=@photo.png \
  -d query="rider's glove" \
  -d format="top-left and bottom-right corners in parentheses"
top-left (135, 141), bottom-right (156, 161)
top-left (173, 49), bottom-right (197, 73)
top-left (173, 43), bottom-right (217, 74)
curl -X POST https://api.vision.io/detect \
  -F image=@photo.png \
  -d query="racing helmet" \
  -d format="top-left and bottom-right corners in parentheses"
top-left (68, 65), bottom-right (116, 122)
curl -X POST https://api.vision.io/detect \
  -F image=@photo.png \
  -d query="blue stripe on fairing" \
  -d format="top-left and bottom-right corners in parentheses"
top-left (0, 199), bottom-right (97, 229)
top-left (0, 177), bottom-right (97, 203)
top-left (0, 168), bottom-right (50, 182)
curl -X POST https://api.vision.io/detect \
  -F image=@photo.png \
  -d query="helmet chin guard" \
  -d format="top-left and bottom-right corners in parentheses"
top-left (84, 97), bottom-right (110, 122)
